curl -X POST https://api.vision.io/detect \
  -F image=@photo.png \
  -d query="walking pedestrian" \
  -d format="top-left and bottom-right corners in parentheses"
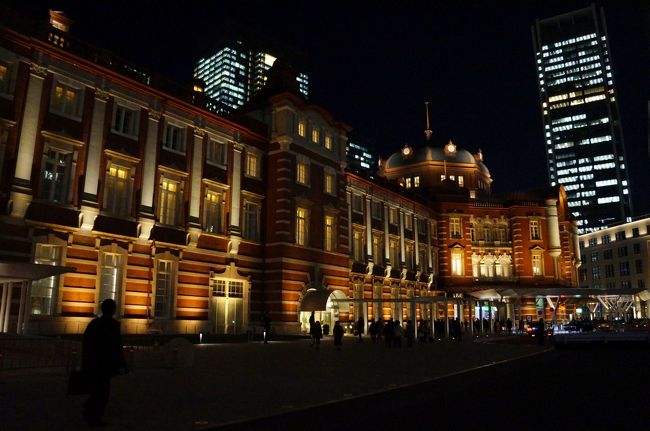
top-left (393, 320), bottom-right (403, 348)
top-left (356, 316), bottom-right (364, 342)
top-left (313, 320), bottom-right (323, 349)
top-left (405, 320), bottom-right (415, 347)
top-left (369, 319), bottom-right (378, 343)
top-left (333, 320), bottom-right (344, 350)
top-left (81, 299), bottom-right (128, 427)
top-left (309, 311), bottom-right (315, 346)
top-left (506, 318), bottom-right (513, 336)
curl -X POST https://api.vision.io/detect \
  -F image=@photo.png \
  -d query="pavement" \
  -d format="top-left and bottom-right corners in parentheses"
top-left (0, 334), bottom-right (549, 431)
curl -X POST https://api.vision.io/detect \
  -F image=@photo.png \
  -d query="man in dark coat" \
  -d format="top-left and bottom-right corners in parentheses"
top-left (333, 320), bottom-right (344, 350)
top-left (82, 298), bottom-right (128, 426)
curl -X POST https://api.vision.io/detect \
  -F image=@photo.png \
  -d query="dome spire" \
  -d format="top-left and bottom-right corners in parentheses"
top-left (424, 101), bottom-right (432, 141)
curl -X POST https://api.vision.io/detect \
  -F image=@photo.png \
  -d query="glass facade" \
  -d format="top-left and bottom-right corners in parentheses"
top-left (195, 42), bottom-right (309, 111)
top-left (532, 5), bottom-right (631, 233)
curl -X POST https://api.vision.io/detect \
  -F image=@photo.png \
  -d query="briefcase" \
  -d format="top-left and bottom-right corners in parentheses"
top-left (67, 370), bottom-right (90, 396)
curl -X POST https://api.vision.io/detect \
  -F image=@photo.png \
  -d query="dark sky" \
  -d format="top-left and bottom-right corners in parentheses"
top-left (9, 0), bottom-right (650, 214)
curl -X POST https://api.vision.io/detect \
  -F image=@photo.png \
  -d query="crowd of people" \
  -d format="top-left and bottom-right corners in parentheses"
top-left (305, 313), bottom-right (545, 350)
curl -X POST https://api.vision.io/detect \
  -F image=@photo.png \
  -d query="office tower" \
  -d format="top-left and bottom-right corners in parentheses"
top-left (346, 133), bottom-right (377, 179)
top-left (194, 39), bottom-right (309, 113)
top-left (532, 5), bottom-right (632, 233)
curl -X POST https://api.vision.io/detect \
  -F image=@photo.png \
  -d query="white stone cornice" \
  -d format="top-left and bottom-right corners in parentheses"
top-left (94, 88), bottom-right (110, 101)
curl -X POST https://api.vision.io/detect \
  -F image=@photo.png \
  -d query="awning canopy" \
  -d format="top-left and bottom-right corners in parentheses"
top-left (0, 262), bottom-right (76, 283)
top-left (467, 286), bottom-right (646, 300)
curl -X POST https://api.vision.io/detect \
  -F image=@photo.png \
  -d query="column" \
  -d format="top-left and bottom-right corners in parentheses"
top-left (16, 281), bottom-right (27, 335)
top-left (399, 210), bottom-right (406, 275)
top-left (365, 196), bottom-right (373, 271)
top-left (80, 89), bottom-right (110, 230)
top-left (469, 300), bottom-right (474, 338)
top-left (383, 205), bottom-right (390, 273)
top-left (188, 127), bottom-right (205, 231)
top-left (545, 198), bottom-right (562, 278)
top-left (2, 283), bottom-right (13, 333)
top-left (414, 215), bottom-right (420, 271)
top-left (139, 110), bottom-right (161, 239)
top-left (11, 63), bottom-right (48, 218)
top-left (227, 142), bottom-right (243, 256)
top-left (0, 283), bottom-right (7, 332)
top-left (347, 190), bottom-right (353, 256)
top-left (82, 89), bottom-right (109, 204)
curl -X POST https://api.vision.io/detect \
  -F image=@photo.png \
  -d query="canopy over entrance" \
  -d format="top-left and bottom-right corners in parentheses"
top-left (0, 262), bottom-right (76, 334)
top-left (0, 262), bottom-right (75, 282)
top-left (301, 289), bottom-right (350, 312)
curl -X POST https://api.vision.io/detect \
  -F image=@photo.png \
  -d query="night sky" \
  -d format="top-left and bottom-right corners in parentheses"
top-left (8, 1), bottom-right (650, 214)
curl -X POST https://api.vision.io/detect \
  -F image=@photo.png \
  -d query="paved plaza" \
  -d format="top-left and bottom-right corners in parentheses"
top-left (1, 335), bottom-right (547, 430)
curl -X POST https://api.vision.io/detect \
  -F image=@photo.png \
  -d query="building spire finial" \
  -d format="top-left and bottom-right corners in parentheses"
top-left (424, 101), bottom-right (432, 141)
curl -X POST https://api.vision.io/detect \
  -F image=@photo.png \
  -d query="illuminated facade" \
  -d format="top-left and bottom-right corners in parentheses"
top-left (532, 5), bottom-right (632, 234)
top-left (578, 217), bottom-right (650, 319)
top-left (194, 40), bottom-right (309, 112)
top-left (0, 10), bottom-right (592, 338)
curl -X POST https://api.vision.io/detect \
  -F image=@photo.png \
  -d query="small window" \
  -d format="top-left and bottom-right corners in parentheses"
top-left (458, 175), bottom-right (464, 187)
top-left (163, 123), bottom-right (186, 153)
top-left (40, 145), bottom-right (74, 204)
top-left (532, 253), bottom-right (543, 276)
top-left (389, 208), bottom-right (398, 225)
top-left (615, 231), bottom-right (625, 241)
top-left (51, 81), bottom-right (82, 118)
top-left (414, 176), bottom-right (420, 187)
top-left (450, 217), bottom-right (461, 239)
top-left (0, 61), bottom-right (13, 95)
top-left (159, 177), bottom-right (181, 225)
top-left (352, 194), bottom-right (364, 214)
top-left (589, 238), bottom-right (597, 247)
top-left (113, 104), bottom-right (139, 137)
top-left (245, 151), bottom-right (260, 178)
top-left (154, 260), bottom-right (175, 318)
top-left (405, 178), bottom-right (412, 188)
top-left (324, 134), bottom-right (332, 150)
top-left (371, 201), bottom-right (382, 220)
top-left (619, 261), bottom-right (630, 276)
top-left (602, 234), bottom-right (611, 244)
top-left (104, 163), bottom-right (133, 217)
top-left (204, 189), bottom-right (225, 234)
top-left (297, 120), bottom-right (306, 137)
top-left (324, 171), bottom-right (335, 195)
top-left (632, 228), bottom-right (639, 238)
top-left (207, 140), bottom-right (227, 165)
top-left (604, 249), bottom-right (613, 259)
top-left (296, 157), bottom-right (310, 185)
top-left (404, 214), bottom-right (413, 230)
top-left (311, 128), bottom-right (319, 144)
top-left (324, 215), bottom-right (336, 251)
top-left (296, 207), bottom-right (309, 246)
top-left (633, 243), bottom-right (641, 254)
top-left (242, 200), bottom-right (260, 241)
top-left (529, 220), bottom-right (541, 241)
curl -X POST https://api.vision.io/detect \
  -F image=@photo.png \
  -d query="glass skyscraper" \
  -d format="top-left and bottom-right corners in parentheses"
top-left (532, 5), bottom-right (632, 233)
top-left (194, 40), bottom-right (309, 113)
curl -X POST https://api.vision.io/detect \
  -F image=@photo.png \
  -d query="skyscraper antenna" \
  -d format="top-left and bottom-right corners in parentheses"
top-left (424, 101), bottom-right (432, 141)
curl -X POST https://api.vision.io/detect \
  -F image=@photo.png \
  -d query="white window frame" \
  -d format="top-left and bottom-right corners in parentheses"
top-left (325, 215), bottom-right (336, 252)
top-left (154, 259), bottom-right (176, 319)
top-left (159, 176), bottom-right (182, 225)
top-left (40, 143), bottom-right (75, 204)
top-left (450, 217), bottom-right (462, 239)
top-left (532, 251), bottom-right (544, 276)
top-left (50, 80), bottom-right (83, 119)
top-left (99, 251), bottom-right (124, 314)
top-left (324, 170), bottom-right (336, 195)
top-left (112, 103), bottom-right (139, 138)
top-left (245, 150), bottom-right (261, 179)
top-left (203, 187), bottom-right (225, 234)
top-left (451, 247), bottom-right (464, 276)
top-left (296, 156), bottom-right (310, 186)
top-left (530, 220), bottom-right (541, 241)
top-left (163, 122), bottom-right (186, 154)
top-left (242, 199), bottom-right (261, 241)
top-left (207, 139), bottom-right (227, 166)
top-left (104, 162), bottom-right (133, 217)
top-left (296, 206), bottom-right (309, 246)
top-left (31, 244), bottom-right (63, 316)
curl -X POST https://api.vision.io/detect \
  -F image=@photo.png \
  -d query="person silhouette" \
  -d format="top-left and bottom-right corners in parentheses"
top-left (81, 298), bottom-right (128, 426)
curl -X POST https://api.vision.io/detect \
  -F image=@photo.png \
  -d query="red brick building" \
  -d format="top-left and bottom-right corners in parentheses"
top-left (0, 11), bottom-right (579, 337)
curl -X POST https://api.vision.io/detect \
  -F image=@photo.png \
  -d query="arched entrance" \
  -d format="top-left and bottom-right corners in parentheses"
top-left (299, 289), bottom-right (349, 334)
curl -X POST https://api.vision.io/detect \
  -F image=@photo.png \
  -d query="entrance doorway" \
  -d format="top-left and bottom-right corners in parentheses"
top-left (299, 289), bottom-right (349, 333)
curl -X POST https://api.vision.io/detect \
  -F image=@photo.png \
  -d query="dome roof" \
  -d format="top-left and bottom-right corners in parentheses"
top-left (384, 144), bottom-right (489, 176)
